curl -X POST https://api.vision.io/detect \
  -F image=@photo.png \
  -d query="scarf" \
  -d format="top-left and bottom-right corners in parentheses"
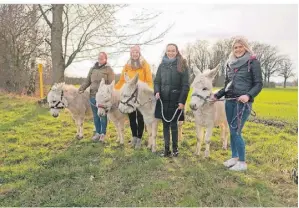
top-left (227, 52), bottom-right (251, 69)
top-left (162, 55), bottom-right (177, 64)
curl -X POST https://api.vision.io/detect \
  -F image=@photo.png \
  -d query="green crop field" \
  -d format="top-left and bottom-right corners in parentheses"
top-left (0, 88), bottom-right (297, 207)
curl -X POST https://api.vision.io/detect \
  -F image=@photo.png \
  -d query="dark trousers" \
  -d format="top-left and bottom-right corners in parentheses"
top-left (162, 120), bottom-right (178, 153)
top-left (128, 110), bottom-right (144, 139)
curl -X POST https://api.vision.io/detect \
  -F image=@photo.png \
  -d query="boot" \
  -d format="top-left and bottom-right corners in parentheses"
top-left (135, 138), bottom-right (142, 149)
top-left (130, 137), bottom-right (137, 147)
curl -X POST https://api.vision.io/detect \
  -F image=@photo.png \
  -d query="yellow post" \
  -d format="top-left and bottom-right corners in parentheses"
top-left (38, 63), bottom-right (44, 98)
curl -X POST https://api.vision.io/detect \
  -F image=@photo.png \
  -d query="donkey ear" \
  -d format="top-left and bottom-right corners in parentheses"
top-left (124, 72), bottom-right (130, 83)
top-left (100, 78), bottom-right (105, 87)
top-left (207, 64), bottom-right (221, 80)
top-left (109, 80), bottom-right (115, 90)
top-left (130, 73), bottom-right (139, 85)
top-left (193, 67), bottom-right (201, 77)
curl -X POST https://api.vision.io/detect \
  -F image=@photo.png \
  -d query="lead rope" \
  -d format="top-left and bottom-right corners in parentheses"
top-left (158, 98), bottom-right (183, 123)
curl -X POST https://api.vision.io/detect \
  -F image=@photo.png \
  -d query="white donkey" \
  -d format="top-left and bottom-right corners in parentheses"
top-left (189, 64), bottom-right (228, 157)
top-left (118, 73), bottom-right (183, 153)
top-left (47, 83), bottom-right (92, 139)
top-left (95, 79), bottom-right (127, 144)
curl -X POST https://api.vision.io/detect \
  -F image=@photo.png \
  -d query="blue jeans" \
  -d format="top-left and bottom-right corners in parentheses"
top-left (90, 97), bottom-right (107, 135)
top-left (225, 100), bottom-right (252, 162)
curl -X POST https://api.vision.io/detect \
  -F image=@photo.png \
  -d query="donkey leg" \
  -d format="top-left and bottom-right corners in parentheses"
top-left (78, 117), bottom-right (84, 139)
top-left (110, 119), bottom-right (120, 143)
top-left (146, 123), bottom-right (152, 149)
top-left (195, 125), bottom-right (204, 156)
top-left (220, 123), bottom-right (228, 150)
top-left (74, 117), bottom-right (83, 140)
top-left (178, 121), bottom-right (183, 141)
top-left (119, 120), bottom-right (125, 145)
top-left (151, 120), bottom-right (158, 153)
top-left (204, 126), bottom-right (213, 158)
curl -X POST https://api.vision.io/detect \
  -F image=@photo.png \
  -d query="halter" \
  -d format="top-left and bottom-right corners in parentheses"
top-left (120, 86), bottom-right (139, 110)
top-left (97, 102), bottom-right (119, 113)
top-left (191, 92), bottom-right (211, 106)
top-left (50, 90), bottom-right (66, 109)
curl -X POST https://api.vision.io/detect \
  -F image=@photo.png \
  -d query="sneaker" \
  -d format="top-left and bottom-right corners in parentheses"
top-left (172, 150), bottom-right (179, 157)
top-left (99, 134), bottom-right (106, 142)
top-left (92, 133), bottom-right (100, 141)
top-left (223, 158), bottom-right (238, 168)
top-left (229, 161), bottom-right (247, 171)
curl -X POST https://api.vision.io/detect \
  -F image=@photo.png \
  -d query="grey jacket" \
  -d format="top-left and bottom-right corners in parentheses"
top-left (79, 62), bottom-right (115, 97)
top-left (215, 58), bottom-right (263, 102)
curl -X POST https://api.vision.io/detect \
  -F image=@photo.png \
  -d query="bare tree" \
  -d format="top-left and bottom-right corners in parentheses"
top-left (277, 57), bottom-right (295, 88)
top-left (251, 42), bottom-right (283, 87)
top-left (0, 5), bottom-right (47, 93)
top-left (38, 4), bottom-right (173, 83)
top-left (192, 40), bottom-right (211, 72)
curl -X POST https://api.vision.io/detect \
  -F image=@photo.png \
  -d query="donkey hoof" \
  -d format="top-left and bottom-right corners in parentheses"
top-left (204, 151), bottom-right (210, 158)
top-left (76, 135), bottom-right (83, 140)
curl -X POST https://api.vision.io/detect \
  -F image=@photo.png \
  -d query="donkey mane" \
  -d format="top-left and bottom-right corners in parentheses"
top-left (137, 80), bottom-right (154, 97)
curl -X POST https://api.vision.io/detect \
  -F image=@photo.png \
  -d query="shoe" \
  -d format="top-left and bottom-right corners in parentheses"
top-left (135, 138), bottom-right (142, 149)
top-left (99, 134), bottom-right (106, 142)
top-left (172, 150), bottom-right (179, 157)
top-left (129, 137), bottom-right (137, 147)
top-left (223, 158), bottom-right (238, 168)
top-left (229, 161), bottom-right (247, 171)
top-left (160, 150), bottom-right (172, 157)
top-left (92, 133), bottom-right (100, 141)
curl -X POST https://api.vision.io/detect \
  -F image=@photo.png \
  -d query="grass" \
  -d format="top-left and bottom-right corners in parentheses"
top-left (0, 88), bottom-right (298, 207)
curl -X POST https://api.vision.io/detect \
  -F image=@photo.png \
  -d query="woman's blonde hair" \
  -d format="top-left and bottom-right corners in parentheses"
top-left (229, 36), bottom-right (254, 60)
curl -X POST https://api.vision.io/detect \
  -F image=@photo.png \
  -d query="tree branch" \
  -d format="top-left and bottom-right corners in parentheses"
top-left (38, 4), bottom-right (52, 28)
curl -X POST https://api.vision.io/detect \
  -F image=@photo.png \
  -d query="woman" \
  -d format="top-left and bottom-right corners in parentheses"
top-left (212, 37), bottom-right (263, 171)
top-left (114, 45), bottom-right (153, 149)
top-left (79, 52), bottom-right (115, 142)
top-left (154, 43), bottom-right (190, 157)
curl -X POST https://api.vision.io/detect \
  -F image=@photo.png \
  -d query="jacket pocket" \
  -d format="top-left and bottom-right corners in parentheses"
top-left (170, 89), bottom-right (181, 103)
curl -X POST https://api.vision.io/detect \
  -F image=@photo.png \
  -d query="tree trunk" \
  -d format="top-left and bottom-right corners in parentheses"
top-left (263, 72), bottom-right (267, 87)
top-left (51, 4), bottom-right (65, 84)
top-left (284, 78), bottom-right (287, 88)
top-left (27, 4), bottom-right (38, 95)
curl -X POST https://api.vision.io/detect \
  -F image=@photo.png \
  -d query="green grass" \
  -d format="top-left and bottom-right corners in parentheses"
top-left (0, 89), bottom-right (298, 207)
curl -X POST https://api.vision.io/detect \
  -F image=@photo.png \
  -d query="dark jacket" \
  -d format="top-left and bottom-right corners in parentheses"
top-left (215, 58), bottom-right (263, 102)
top-left (154, 59), bottom-right (190, 121)
top-left (79, 62), bottom-right (115, 97)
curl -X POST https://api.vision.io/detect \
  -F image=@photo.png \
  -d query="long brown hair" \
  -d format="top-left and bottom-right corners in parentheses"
top-left (166, 43), bottom-right (187, 73)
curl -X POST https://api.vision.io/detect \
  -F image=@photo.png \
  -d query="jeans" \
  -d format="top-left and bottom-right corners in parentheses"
top-left (225, 100), bottom-right (252, 162)
top-left (90, 97), bottom-right (108, 135)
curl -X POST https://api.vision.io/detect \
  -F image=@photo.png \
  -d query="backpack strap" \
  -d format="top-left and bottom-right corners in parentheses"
top-left (247, 55), bottom-right (257, 72)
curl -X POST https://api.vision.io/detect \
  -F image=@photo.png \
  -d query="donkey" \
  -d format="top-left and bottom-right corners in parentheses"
top-left (189, 64), bottom-right (228, 157)
top-left (95, 79), bottom-right (127, 144)
top-left (118, 73), bottom-right (183, 153)
top-left (47, 83), bottom-right (92, 139)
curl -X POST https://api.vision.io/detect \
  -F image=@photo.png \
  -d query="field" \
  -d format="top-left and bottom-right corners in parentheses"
top-left (0, 88), bottom-right (298, 207)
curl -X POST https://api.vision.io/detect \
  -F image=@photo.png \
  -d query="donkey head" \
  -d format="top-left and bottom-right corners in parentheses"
top-left (47, 82), bottom-right (68, 117)
top-left (118, 73), bottom-right (139, 114)
top-left (96, 78), bottom-right (115, 116)
top-left (189, 64), bottom-right (220, 111)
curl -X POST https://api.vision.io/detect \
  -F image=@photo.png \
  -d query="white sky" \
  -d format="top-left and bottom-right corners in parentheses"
top-left (62, 3), bottom-right (298, 82)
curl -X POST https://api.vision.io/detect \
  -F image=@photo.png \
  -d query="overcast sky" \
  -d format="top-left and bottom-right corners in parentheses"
top-left (65, 4), bottom-right (298, 82)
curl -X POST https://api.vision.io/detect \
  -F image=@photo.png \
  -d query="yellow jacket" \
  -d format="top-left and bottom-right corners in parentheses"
top-left (114, 56), bottom-right (153, 90)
